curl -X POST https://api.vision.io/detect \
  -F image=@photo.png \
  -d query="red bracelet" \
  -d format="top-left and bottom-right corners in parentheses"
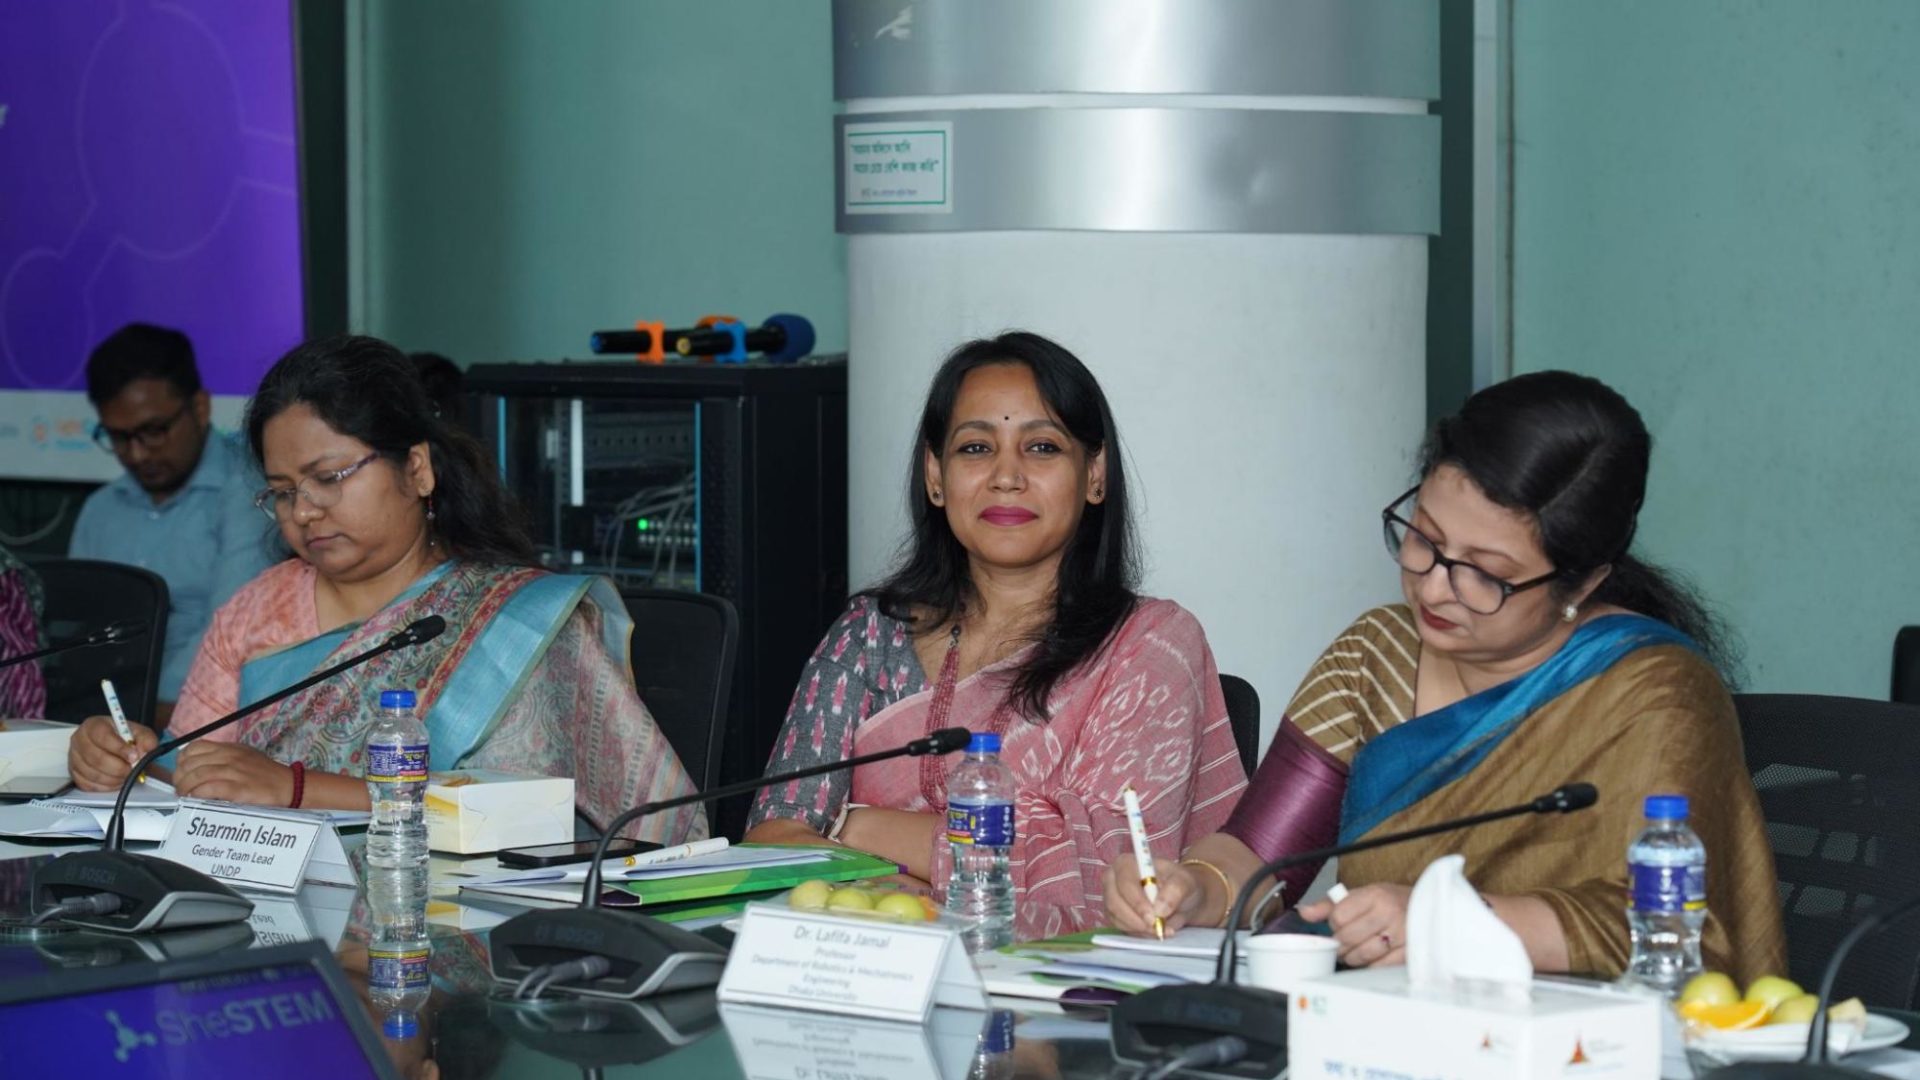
top-left (288, 762), bottom-right (306, 808)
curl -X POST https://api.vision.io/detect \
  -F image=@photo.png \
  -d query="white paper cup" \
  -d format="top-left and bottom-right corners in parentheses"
top-left (1243, 933), bottom-right (1338, 993)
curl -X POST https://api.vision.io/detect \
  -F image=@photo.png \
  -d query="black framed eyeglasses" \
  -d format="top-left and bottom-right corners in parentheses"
top-left (92, 402), bottom-right (192, 453)
top-left (1380, 487), bottom-right (1559, 615)
top-left (252, 452), bottom-right (382, 521)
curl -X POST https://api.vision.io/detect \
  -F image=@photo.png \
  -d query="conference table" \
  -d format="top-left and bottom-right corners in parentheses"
top-left (5, 836), bottom-right (1920, 1080)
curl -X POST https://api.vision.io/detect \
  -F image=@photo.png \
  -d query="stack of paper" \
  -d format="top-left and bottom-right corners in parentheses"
top-left (973, 929), bottom-right (1247, 1001)
top-left (0, 781), bottom-right (372, 840)
top-left (456, 842), bottom-right (898, 907)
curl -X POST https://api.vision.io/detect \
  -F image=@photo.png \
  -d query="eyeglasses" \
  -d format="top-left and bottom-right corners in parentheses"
top-left (253, 453), bottom-right (382, 521)
top-left (1381, 487), bottom-right (1559, 615)
top-left (92, 403), bottom-right (192, 453)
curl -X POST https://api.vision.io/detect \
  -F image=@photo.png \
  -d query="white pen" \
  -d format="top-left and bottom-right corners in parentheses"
top-left (1121, 785), bottom-right (1165, 940)
top-left (100, 678), bottom-right (143, 784)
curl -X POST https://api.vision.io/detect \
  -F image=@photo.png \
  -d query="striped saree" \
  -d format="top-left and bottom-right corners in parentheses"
top-left (1224, 604), bottom-right (1785, 983)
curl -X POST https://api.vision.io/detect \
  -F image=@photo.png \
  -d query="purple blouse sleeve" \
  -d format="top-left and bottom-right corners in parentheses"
top-left (1221, 717), bottom-right (1349, 912)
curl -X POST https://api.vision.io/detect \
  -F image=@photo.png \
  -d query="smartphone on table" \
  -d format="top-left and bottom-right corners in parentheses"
top-left (496, 838), bottom-right (663, 869)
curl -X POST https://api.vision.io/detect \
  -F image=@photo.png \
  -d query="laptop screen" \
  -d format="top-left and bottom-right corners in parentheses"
top-left (0, 950), bottom-right (390, 1078)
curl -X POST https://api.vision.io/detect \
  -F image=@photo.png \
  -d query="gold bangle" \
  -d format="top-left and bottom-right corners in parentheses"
top-left (1180, 858), bottom-right (1235, 928)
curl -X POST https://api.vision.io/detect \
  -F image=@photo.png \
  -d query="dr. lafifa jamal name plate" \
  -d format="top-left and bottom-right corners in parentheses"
top-left (156, 800), bottom-right (356, 894)
top-left (717, 903), bottom-right (986, 1023)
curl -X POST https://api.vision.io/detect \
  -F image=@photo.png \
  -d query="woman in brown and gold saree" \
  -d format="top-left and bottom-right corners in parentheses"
top-left (1106, 371), bottom-right (1785, 983)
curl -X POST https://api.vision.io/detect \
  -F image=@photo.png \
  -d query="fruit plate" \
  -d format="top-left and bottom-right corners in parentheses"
top-left (1688, 1013), bottom-right (1910, 1062)
top-left (724, 890), bottom-right (970, 934)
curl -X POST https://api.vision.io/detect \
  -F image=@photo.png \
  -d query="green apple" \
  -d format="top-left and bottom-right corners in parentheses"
top-left (1768, 994), bottom-right (1820, 1025)
top-left (826, 887), bottom-right (875, 912)
top-left (875, 892), bottom-right (931, 922)
top-left (789, 879), bottom-right (833, 910)
top-left (1679, 972), bottom-right (1741, 1008)
top-left (1745, 975), bottom-right (1805, 1011)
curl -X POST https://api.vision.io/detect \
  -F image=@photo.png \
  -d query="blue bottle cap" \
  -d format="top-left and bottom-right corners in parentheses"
top-left (379, 689), bottom-right (417, 709)
top-left (1644, 794), bottom-right (1689, 819)
top-left (382, 1011), bottom-right (418, 1039)
top-left (968, 732), bottom-right (1001, 754)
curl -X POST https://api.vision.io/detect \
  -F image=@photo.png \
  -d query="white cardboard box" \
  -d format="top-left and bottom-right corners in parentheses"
top-left (0, 718), bottom-right (76, 781)
top-left (1288, 967), bottom-right (1662, 1080)
top-left (423, 770), bottom-right (573, 854)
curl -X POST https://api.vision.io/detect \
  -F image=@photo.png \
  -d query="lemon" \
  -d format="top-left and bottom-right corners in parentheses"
top-left (1679, 972), bottom-right (1742, 1008)
top-left (1745, 975), bottom-right (1804, 1011)
top-left (1829, 998), bottom-right (1867, 1023)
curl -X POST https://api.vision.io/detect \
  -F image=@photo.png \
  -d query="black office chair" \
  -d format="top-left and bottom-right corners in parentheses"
top-left (620, 588), bottom-right (738, 794)
top-left (24, 558), bottom-right (169, 729)
top-left (1734, 693), bottom-right (1920, 1009)
top-left (1220, 674), bottom-right (1261, 778)
top-left (1892, 627), bottom-right (1920, 705)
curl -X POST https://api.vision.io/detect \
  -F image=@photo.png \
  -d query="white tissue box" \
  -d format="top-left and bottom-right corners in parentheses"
top-left (423, 770), bottom-right (573, 854)
top-left (1288, 967), bottom-right (1662, 1080)
top-left (0, 718), bottom-right (75, 780)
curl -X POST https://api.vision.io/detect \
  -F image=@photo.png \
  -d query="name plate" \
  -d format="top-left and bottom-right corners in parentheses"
top-left (157, 801), bottom-right (355, 894)
top-left (717, 903), bottom-right (987, 1023)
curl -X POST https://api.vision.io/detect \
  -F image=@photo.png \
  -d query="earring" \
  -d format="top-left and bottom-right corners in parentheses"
top-left (931, 488), bottom-right (943, 504)
top-left (1562, 603), bottom-right (1578, 622)
top-left (424, 495), bottom-right (436, 522)
top-left (1092, 486), bottom-right (1104, 499)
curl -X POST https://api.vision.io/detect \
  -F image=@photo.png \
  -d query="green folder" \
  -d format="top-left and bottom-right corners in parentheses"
top-left (605, 843), bottom-right (900, 907)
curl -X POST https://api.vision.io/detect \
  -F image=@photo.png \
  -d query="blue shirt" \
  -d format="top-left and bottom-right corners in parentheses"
top-left (68, 431), bottom-right (284, 701)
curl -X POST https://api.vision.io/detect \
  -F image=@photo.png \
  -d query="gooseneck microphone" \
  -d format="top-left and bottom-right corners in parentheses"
top-left (0, 619), bottom-right (148, 670)
top-left (30, 615), bottom-right (447, 934)
top-left (1697, 893), bottom-right (1920, 1080)
top-left (488, 726), bottom-right (972, 1001)
top-left (1110, 781), bottom-right (1600, 1080)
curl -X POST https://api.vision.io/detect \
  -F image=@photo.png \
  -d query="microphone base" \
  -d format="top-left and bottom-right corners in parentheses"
top-left (1695, 1065), bottom-right (1883, 1079)
top-left (1110, 983), bottom-right (1290, 1079)
top-left (31, 851), bottom-right (255, 934)
top-left (487, 990), bottom-right (721, 1067)
top-left (490, 907), bottom-right (728, 1000)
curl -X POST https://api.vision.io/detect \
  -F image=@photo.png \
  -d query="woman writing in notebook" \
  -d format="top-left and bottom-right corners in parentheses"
top-left (1106, 371), bottom-right (1784, 981)
top-left (744, 331), bottom-right (1247, 940)
top-left (66, 335), bottom-right (701, 843)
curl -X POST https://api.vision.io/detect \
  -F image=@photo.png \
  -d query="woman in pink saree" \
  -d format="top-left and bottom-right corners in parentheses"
top-left (745, 332), bottom-right (1247, 940)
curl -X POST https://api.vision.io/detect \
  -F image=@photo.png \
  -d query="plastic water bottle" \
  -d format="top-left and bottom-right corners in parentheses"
top-left (366, 862), bottom-right (431, 1041)
top-left (365, 689), bottom-right (429, 869)
top-left (967, 1009), bottom-right (1015, 1079)
top-left (945, 732), bottom-right (1016, 952)
top-left (1624, 793), bottom-right (1707, 996)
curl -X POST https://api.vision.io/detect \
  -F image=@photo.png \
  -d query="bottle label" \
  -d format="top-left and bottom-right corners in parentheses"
top-left (367, 743), bottom-right (428, 784)
top-left (1629, 861), bottom-right (1706, 913)
top-left (368, 945), bottom-right (430, 991)
top-left (946, 800), bottom-right (1015, 846)
top-left (981, 1009), bottom-right (1016, 1054)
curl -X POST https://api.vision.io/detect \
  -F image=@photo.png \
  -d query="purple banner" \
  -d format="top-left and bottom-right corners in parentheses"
top-left (0, 0), bottom-right (305, 396)
top-left (0, 963), bottom-right (382, 1077)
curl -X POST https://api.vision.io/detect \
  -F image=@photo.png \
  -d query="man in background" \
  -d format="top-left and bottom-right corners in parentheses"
top-left (69, 324), bottom-right (280, 725)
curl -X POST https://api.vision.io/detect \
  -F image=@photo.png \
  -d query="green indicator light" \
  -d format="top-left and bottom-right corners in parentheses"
top-left (635, 518), bottom-right (651, 532)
